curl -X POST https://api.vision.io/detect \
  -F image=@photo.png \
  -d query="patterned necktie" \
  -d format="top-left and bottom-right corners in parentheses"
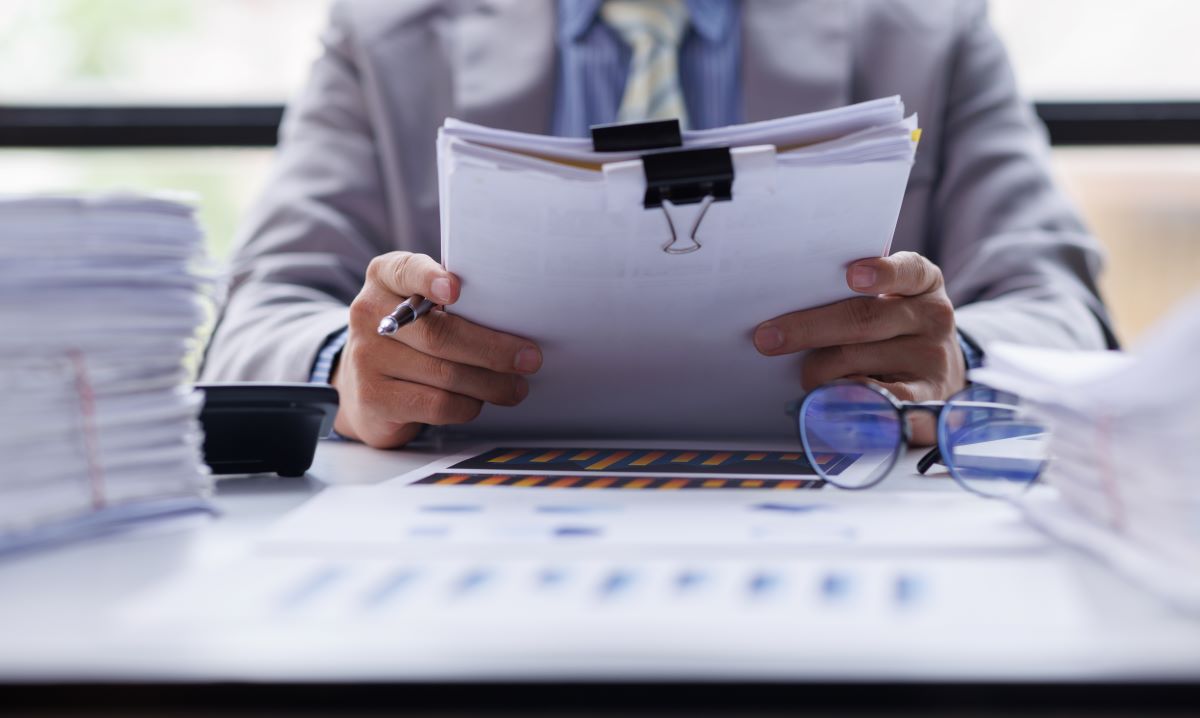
top-left (600, 0), bottom-right (690, 129)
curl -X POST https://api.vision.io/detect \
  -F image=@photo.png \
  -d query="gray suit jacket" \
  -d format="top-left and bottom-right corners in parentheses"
top-left (202, 0), bottom-right (1115, 384)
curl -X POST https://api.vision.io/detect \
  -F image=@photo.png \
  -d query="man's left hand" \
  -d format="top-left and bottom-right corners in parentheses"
top-left (752, 251), bottom-right (966, 444)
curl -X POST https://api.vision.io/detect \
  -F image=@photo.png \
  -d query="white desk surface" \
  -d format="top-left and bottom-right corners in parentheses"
top-left (1, 439), bottom-right (1198, 685)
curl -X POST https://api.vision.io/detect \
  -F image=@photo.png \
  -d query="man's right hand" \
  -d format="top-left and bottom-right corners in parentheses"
top-left (331, 251), bottom-right (542, 448)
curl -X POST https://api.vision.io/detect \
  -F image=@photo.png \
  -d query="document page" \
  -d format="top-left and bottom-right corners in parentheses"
top-left (437, 98), bottom-right (918, 438)
top-left (262, 444), bottom-right (1044, 554)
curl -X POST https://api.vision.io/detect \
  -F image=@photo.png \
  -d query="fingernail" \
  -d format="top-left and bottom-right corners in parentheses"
top-left (850, 265), bottom-right (877, 291)
top-left (754, 325), bottom-right (784, 353)
top-left (513, 376), bottom-right (529, 402)
top-left (431, 277), bottom-right (453, 304)
top-left (514, 346), bottom-right (541, 373)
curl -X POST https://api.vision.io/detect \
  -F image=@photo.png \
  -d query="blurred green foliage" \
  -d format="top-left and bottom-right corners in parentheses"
top-left (52, 0), bottom-right (194, 78)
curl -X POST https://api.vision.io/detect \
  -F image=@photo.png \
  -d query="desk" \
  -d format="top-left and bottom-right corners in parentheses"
top-left (1, 441), bottom-right (1198, 715)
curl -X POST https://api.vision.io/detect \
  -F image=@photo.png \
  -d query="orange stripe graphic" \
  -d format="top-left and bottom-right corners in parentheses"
top-left (672, 452), bottom-right (699, 463)
top-left (625, 478), bottom-right (652, 489)
top-left (702, 479), bottom-right (726, 488)
top-left (437, 474), bottom-right (471, 485)
top-left (661, 479), bottom-right (687, 490)
top-left (631, 450), bottom-right (666, 466)
top-left (549, 477), bottom-right (580, 488)
top-left (571, 450), bottom-right (599, 461)
top-left (488, 450), bottom-right (524, 464)
top-left (740, 480), bottom-right (764, 488)
top-left (775, 480), bottom-right (800, 490)
top-left (745, 453), bottom-right (767, 461)
top-left (703, 452), bottom-right (733, 466)
top-left (587, 450), bottom-right (632, 471)
top-left (584, 477), bottom-right (617, 489)
top-left (514, 476), bottom-right (545, 487)
top-left (780, 453), bottom-right (801, 461)
top-left (531, 450), bottom-right (564, 463)
top-left (480, 475), bottom-right (509, 486)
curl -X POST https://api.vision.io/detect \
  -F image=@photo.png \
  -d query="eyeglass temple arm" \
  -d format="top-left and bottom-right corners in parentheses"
top-left (917, 447), bottom-right (941, 475)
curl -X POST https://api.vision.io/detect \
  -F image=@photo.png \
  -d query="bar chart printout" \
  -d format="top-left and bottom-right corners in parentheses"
top-left (412, 474), bottom-right (826, 491)
top-left (450, 448), bottom-right (858, 477)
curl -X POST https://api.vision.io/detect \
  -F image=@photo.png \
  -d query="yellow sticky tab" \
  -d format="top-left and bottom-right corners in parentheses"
top-left (911, 128), bottom-right (923, 143)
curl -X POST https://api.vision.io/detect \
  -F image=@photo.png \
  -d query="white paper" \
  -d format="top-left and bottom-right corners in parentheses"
top-left (262, 445), bottom-right (1045, 555)
top-left (972, 293), bottom-right (1200, 611)
top-left (118, 447), bottom-right (1094, 675)
top-left (437, 98), bottom-right (917, 438)
top-left (0, 193), bottom-right (214, 549)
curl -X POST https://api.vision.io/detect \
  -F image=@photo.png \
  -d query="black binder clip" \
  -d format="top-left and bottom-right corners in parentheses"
top-left (590, 119), bottom-right (733, 255)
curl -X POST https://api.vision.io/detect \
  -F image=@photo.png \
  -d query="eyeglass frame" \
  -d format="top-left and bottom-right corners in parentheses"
top-left (786, 379), bottom-right (1043, 497)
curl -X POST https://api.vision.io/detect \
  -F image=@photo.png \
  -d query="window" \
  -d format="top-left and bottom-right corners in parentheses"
top-left (2, 0), bottom-right (1198, 342)
top-left (991, 0), bottom-right (1200, 102)
top-left (0, 0), bottom-right (329, 104)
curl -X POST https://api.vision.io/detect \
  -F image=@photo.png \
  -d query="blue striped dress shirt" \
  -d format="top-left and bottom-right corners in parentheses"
top-left (552, 0), bottom-right (742, 136)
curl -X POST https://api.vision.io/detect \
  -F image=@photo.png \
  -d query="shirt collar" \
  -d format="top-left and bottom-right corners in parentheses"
top-left (557, 0), bottom-right (737, 43)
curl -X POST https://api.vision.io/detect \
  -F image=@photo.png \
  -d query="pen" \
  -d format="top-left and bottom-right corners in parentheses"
top-left (377, 297), bottom-right (436, 336)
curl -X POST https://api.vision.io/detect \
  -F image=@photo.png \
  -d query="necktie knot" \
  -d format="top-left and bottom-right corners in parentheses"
top-left (602, 0), bottom-right (688, 49)
top-left (600, 0), bottom-right (691, 128)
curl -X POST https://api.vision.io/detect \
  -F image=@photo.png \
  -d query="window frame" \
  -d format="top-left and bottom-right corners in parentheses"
top-left (1, 102), bottom-right (1198, 147)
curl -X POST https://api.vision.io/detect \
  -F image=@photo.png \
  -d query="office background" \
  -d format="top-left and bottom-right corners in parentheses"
top-left (1, 0), bottom-right (1197, 344)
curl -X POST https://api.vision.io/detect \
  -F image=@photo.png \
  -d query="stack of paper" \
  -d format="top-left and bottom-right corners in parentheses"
top-left (438, 97), bottom-right (918, 439)
top-left (0, 194), bottom-right (214, 553)
top-left (971, 295), bottom-right (1200, 611)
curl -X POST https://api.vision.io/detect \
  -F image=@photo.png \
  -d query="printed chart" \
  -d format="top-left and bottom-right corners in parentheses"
top-left (412, 473), bottom-right (825, 491)
top-left (451, 447), bottom-right (858, 477)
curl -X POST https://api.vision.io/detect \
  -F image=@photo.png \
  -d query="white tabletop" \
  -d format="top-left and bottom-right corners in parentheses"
top-left (1, 439), bottom-right (1198, 686)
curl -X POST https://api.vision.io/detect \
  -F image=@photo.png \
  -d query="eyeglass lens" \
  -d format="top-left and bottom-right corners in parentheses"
top-left (798, 383), bottom-right (902, 489)
top-left (939, 385), bottom-right (1047, 497)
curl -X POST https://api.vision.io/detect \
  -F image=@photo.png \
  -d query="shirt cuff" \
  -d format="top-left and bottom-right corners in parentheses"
top-left (957, 328), bottom-right (985, 371)
top-left (310, 327), bottom-right (349, 384)
top-left (310, 327), bottom-right (349, 441)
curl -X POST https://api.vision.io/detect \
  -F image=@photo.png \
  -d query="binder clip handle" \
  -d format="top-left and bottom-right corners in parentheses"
top-left (590, 118), bottom-right (683, 153)
top-left (658, 196), bottom-right (715, 255)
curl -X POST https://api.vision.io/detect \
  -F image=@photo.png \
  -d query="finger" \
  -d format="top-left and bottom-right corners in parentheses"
top-left (367, 251), bottom-right (459, 305)
top-left (800, 336), bottom-right (944, 390)
top-left (367, 340), bottom-right (529, 407)
top-left (847, 251), bottom-right (943, 297)
top-left (754, 295), bottom-right (920, 355)
top-left (396, 309), bottom-right (542, 374)
top-left (365, 379), bottom-right (484, 427)
top-left (351, 421), bottom-right (424, 451)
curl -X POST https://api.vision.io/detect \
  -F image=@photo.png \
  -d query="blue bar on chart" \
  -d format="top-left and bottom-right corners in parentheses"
top-left (748, 571), bottom-right (782, 598)
top-left (279, 564), bottom-right (345, 610)
top-left (361, 568), bottom-right (420, 609)
top-left (599, 570), bottom-right (636, 599)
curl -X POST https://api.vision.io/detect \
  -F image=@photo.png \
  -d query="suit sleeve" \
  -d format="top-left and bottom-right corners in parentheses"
top-left (932, 0), bottom-right (1118, 352)
top-left (201, 0), bottom-right (393, 382)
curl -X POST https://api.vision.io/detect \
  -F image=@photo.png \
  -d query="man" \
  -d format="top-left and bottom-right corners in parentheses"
top-left (202, 0), bottom-right (1115, 448)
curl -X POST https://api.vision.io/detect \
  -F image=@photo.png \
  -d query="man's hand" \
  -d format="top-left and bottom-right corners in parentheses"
top-left (332, 251), bottom-right (542, 448)
top-left (752, 251), bottom-right (966, 444)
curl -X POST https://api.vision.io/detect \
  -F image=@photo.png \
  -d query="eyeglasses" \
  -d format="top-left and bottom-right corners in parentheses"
top-left (792, 381), bottom-right (1047, 498)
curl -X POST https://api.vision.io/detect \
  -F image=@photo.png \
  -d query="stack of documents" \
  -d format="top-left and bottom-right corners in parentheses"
top-left (0, 194), bottom-right (214, 553)
top-left (971, 295), bottom-right (1200, 611)
top-left (438, 97), bottom-right (918, 438)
